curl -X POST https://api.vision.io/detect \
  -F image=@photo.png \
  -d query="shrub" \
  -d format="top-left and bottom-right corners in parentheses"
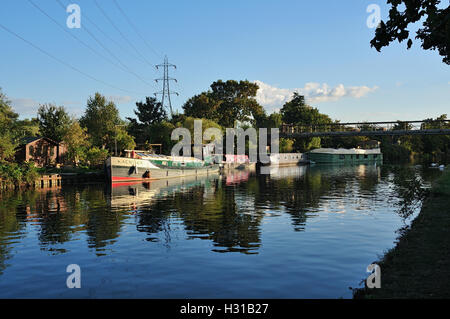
top-left (20, 161), bottom-right (39, 185)
top-left (83, 147), bottom-right (109, 168)
top-left (0, 162), bottom-right (22, 185)
top-left (0, 162), bottom-right (38, 186)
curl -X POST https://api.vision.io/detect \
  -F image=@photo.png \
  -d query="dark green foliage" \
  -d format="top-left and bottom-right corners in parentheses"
top-left (127, 96), bottom-right (169, 148)
top-left (37, 104), bottom-right (71, 142)
top-left (20, 161), bottom-right (39, 185)
top-left (183, 80), bottom-right (264, 128)
top-left (83, 147), bottom-right (109, 168)
top-left (372, 0), bottom-right (450, 64)
top-left (0, 162), bottom-right (39, 186)
top-left (377, 115), bottom-right (450, 163)
top-left (0, 89), bottom-right (19, 161)
top-left (280, 93), bottom-right (333, 152)
top-left (80, 92), bottom-right (135, 152)
top-left (130, 97), bottom-right (167, 126)
top-left (280, 93), bottom-right (332, 126)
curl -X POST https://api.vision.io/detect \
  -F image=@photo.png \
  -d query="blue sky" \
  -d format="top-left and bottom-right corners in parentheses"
top-left (0, 0), bottom-right (449, 123)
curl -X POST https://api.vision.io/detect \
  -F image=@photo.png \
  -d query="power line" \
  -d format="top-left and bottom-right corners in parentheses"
top-left (57, 0), bottom-right (149, 68)
top-left (112, 0), bottom-right (163, 59)
top-left (0, 22), bottom-right (143, 95)
top-left (26, 0), bottom-right (153, 88)
top-left (93, 0), bottom-right (155, 69)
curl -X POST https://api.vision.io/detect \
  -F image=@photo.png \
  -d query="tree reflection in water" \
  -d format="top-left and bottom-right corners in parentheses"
top-left (0, 163), bottom-right (439, 273)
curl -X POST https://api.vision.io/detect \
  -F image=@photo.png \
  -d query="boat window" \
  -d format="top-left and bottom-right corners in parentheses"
top-left (364, 154), bottom-right (368, 159)
top-left (373, 154), bottom-right (378, 158)
top-left (339, 154), bottom-right (345, 160)
top-left (356, 155), bottom-right (360, 159)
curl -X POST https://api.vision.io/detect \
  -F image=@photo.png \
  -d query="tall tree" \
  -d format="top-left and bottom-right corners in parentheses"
top-left (182, 80), bottom-right (265, 128)
top-left (62, 120), bottom-right (90, 164)
top-left (371, 0), bottom-right (450, 64)
top-left (80, 92), bottom-right (135, 152)
top-left (281, 92), bottom-right (332, 125)
top-left (37, 104), bottom-right (71, 142)
top-left (0, 88), bottom-right (18, 128)
top-left (0, 89), bottom-right (19, 161)
top-left (130, 97), bottom-right (167, 126)
top-left (127, 97), bottom-right (168, 147)
top-left (183, 92), bottom-right (220, 122)
top-left (280, 93), bottom-right (333, 152)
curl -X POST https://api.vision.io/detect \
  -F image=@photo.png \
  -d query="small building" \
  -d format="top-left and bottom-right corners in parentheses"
top-left (15, 137), bottom-right (67, 167)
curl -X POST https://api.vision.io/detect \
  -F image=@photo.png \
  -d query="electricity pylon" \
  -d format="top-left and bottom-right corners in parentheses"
top-left (155, 55), bottom-right (178, 116)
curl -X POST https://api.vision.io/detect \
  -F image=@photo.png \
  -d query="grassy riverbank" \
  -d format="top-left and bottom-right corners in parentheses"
top-left (354, 168), bottom-right (450, 298)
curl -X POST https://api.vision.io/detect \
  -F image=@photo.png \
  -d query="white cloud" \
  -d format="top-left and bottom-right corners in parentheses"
top-left (10, 98), bottom-right (39, 116)
top-left (108, 95), bottom-right (133, 104)
top-left (10, 98), bottom-right (85, 118)
top-left (254, 80), bottom-right (378, 112)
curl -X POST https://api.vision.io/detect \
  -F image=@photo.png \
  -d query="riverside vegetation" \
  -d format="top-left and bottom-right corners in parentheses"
top-left (354, 168), bottom-right (450, 298)
top-left (1, 79), bottom-right (449, 189)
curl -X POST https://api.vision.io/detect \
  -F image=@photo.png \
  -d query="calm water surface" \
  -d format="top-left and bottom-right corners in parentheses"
top-left (0, 164), bottom-right (442, 298)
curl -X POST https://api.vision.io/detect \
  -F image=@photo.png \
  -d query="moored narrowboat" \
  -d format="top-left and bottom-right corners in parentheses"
top-left (307, 148), bottom-right (383, 164)
top-left (106, 152), bottom-right (220, 184)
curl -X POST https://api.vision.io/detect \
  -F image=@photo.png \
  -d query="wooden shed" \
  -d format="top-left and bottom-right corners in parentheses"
top-left (15, 137), bottom-right (67, 167)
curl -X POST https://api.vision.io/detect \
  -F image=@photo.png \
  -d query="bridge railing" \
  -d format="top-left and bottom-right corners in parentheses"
top-left (281, 120), bottom-right (450, 135)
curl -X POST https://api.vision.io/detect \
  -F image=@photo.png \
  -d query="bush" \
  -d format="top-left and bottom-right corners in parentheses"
top-left (279, 138), bottom-right (294, 153)
top-left (0, 162), bottom-right (22, 185)
top-left (432, 168), bottom-right (450, 196)
top-left (0, 161), bottom-right (39, 186)
top-left (83, 147), bottom-right (109, 168)
top-left (20, 161), bottom-right (39, 185)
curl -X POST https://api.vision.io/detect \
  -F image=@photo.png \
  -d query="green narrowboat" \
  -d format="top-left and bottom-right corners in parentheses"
top-left (307, 148), bottom-right (383, 164)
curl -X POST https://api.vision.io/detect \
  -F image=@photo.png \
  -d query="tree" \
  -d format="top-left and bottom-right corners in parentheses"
top-left (83, 147), bottom-right (109, 168)
top-left (281, 93), bottom-right (332, 126)
top-left (0, 89), bottom-right (19, 161)
top-left (0, 88), bottom-right (18, 128)
top-left (0, 131), bottom-right (17, 162)
top-left (80, 92), bottom-right (135, 152)
top-left (280, 138), bottom-right (294, 153)
top-left (281, 93), bottom-right (333, 152)
top-left (182, 80), bottom-right (265, 128)
top-left (371, 1), bottom-right (450, 64)
top-left (62, 120), bottom-right (90, 164)
top-left (115, 127), bottom-right (136, 154)
top-left (13, 118), bottom-right (40, 139)
top-left (254, 111), bottom-right (283, 129)
top-left (143, 121), bottom-right (176, 154)
top-left (127, 97), bottom-right (168, 147)
top-left (130, 97), bottom-right (167, 126)
top-left (37, 104), bottom-right (71, 142)
top-left (183, 92), bottom-right (220, 121)
top-left (175, 116), bottom-right (223, 143)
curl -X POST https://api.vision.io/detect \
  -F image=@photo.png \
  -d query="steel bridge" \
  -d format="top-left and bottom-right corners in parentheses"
top-left (280, 120), bottom-right (450, 138)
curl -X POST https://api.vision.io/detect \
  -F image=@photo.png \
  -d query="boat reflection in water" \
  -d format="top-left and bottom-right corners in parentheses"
top-left (0, 163), bottom-right (441, 298)
top-left (262, 164), bottom-right (308, 179)
top-left (108, 172), bottom-right (221, 210)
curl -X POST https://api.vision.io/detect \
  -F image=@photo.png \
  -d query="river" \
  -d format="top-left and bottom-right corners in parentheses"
top-left (0, 164), bottom-right (443, 298)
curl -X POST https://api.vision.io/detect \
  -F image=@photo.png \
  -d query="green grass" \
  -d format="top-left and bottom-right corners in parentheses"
top-left (432, 168), bottom-right (450, 196)
top-left (354, 167), bottom-right (450, 298)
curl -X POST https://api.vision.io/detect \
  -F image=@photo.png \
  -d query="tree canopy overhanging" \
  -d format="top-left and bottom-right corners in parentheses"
top-left (371, 0), bottom-right (450, 64)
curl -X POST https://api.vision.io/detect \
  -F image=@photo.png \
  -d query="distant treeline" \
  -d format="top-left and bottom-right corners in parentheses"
top-left (1, 80), bottom-right (449, 173)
